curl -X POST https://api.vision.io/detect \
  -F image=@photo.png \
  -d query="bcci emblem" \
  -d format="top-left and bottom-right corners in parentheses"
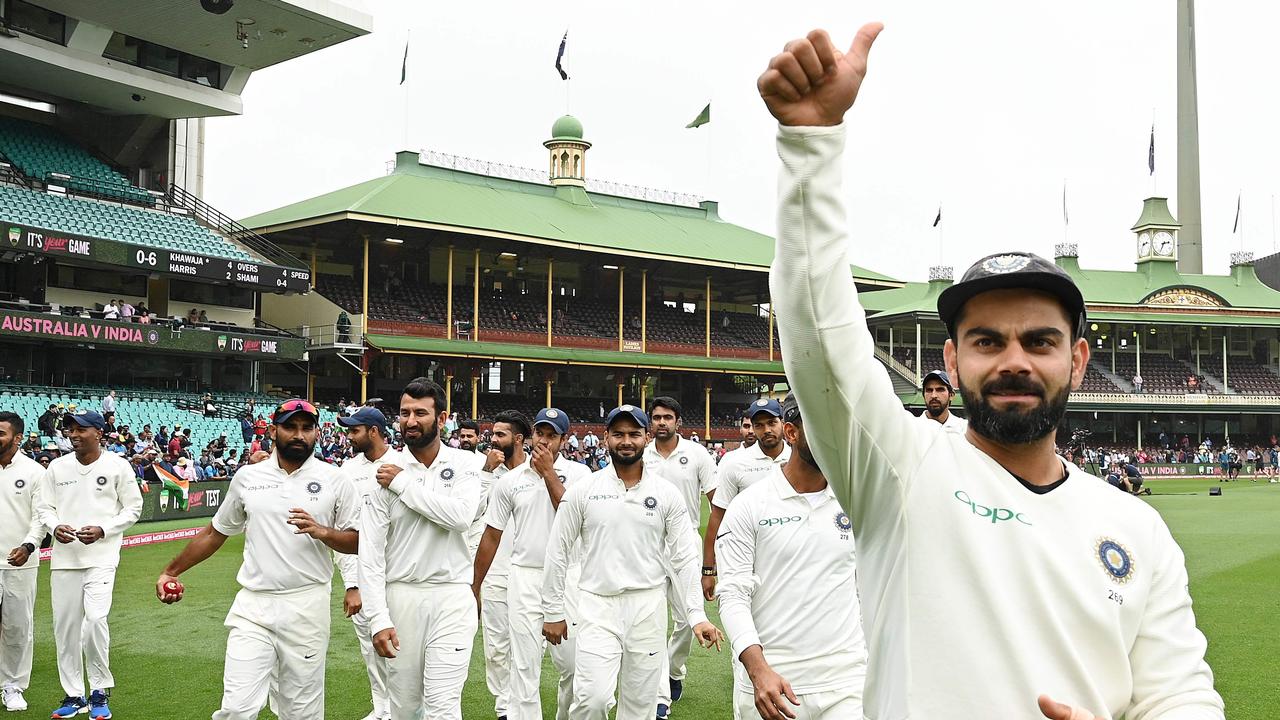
top-left (96, 476), bottom-right (108, 486)
top-left (557, 475), bottom-right (566, 483)
top-left (834, 511), bottom-right (853, 533)
top-left (14, 478), bottom-right (25, 489)
top-left (1096, 538), bottom-right (1134, 584)
top-left (755, 399), bottom-right (769, 407)
top-left (441, 468), bottom-right (455, 481)
top-left (217, 335), bottom-right (228, 351)
top-left (146, 330), bottom-right (159, 345)
top-left (306, 481), bottom-right (322, 495)
top-left (679, 456), bottom-right (689, 465)
top-left (7, 227), bottom-right (18, 248)
top-left (643, 496), bottom-right (658, 510)
top-left (981, 254), bottom-right (1031, 275)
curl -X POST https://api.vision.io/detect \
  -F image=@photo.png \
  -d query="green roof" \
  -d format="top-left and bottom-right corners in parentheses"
top-left (550, 115), bottom-right (584, 141)
top-left (240, 152), bottom-right (898, 284)
top-left (366, 334), bottom-right (786, 375)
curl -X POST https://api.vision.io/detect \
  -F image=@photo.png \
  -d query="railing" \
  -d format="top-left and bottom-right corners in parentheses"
top-left (293, 322), bottom-right (365, 350)
top-left (1068, 392), bottom-right (1280, 406)
top-left (873, 345), bottom-right (918, 385)
top-left (165, 183), bottom-right (307, 270)
top-left (43, 171), bottom-right (154, 206)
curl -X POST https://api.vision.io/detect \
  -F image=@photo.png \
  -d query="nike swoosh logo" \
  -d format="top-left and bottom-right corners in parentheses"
top-left (716, 531), bottom-right (732, 539)
top-left (455, 647), bottom-right (467, 651)
top-left (648, 651), bottom-right (659, 656)
top-left (304, 653), bottom-right (317, 659)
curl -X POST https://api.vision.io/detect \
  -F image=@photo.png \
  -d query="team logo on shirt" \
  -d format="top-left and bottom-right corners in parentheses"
top-left (557, 474), bottom-right (566, 483)
top-left (981, 254), bottom-right (1031, 274)
top-left (14, 478), bottom-right (25, 489)
top-left (643, 496), bottom-right (658, 509)
top-left (679, 456), bottom-right (689, 465)
top-left (306, 481), bottom-right (322, 495)
top-left (1095, 538), bottom-right (1134, 584)
top-left (95, 476), bottom-right (108, 486)
top-left (441, 468), bottom-right (455, 481)
top-left (834, 511), bottom-right (853, 532)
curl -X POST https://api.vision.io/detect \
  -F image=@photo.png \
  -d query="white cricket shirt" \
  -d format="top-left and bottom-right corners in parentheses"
top-left (716, 467), bottom-right (866, 695)
top-left (484, 455), bottom-right (592, 569)
top-left (0, 452), bottom-right (46, 570)
top-left (359, 445), bottom-right (482, 636)
top-left (710, 440), bottom-right (791, 510)
top-left (541, 464), bottom-right (705, 627)
top-left (212, 453), bottom-right (357, 592)
top-left (917, 408), bottom-right (968, 433)
top-left (772, 123), bottom-right (1223, 719)
top-left (335, 447), bottom-right (401, 589)
top-left (474, 457), bottom-right (513, 581)
top-left (642, 436), bottom-right (717, 525)
top-left (36, 451), bottom-right (142, 570)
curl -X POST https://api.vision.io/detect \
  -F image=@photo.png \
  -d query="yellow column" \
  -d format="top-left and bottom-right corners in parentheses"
top-left (473, 249), bottom-right (480, 342)
top-left (617, 269), bottom-right (625, 351)
top-left (306, 371), bottom-right (314, 400)
top-left (705, 276), bottom-right (712, 358)
top-left (360, 372), bottom-right (368, 403)
top-left (547, 259), bottom-right (554, 347)
top-left (471, 375), bottom-right (479, 418)
top-left (641, 270), bottom-right (648, 353)
top-left (704, 384), bottom-right (711, 440)
top-left (545, 378), bottom-right (553, 407)
top-left (444, 373), bottom-right (453, 415)
top-left (616, 382), bottom-right (624, 407)
top-left (361, 234), bottom-right (370, 319)
top-left (310, 248), bottom-right (317, 285)
top-left (446, 246), bottom-right (454, 339)
top-left (639, 378), bottom-right (647, 409)
top-left (767, 303), bottom-right (775, 361)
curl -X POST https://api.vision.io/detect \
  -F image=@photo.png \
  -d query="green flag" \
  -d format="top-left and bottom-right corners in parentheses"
top-left (686, 103), bottom-right (710, 129)
top-left (399, 38), bottom-right (408, 85)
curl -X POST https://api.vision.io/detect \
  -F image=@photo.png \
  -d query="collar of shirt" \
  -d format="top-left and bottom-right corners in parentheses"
top-left (259, 453), bottom-right (325, 480)
top-left (643, 435), bottom-right (692, 462)
top-left (746, 439), bottom-right (790, 464)
top-left (767, 465), bottom-right (836, 503)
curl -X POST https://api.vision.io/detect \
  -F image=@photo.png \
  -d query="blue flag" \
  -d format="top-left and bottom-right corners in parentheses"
top-left (555, 31), bottom-right (569, 80)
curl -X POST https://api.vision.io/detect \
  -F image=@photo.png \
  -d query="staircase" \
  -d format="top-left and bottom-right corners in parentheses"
top-left (1178, 359), bottom-right (1229, 394)
top-left (1093, 361), bottom-right (1134, 392)
top-left (873, 346), bottom-right (920, 396)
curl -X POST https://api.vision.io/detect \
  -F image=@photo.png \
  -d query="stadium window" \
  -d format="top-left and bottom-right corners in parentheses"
top-left (103, 32), bottom-right (140, 64)
top-left (5, 0), bottom-right (66, 45)
top-left (0, 90), bottom-right (54, 114)
top-left (140, 42), bottom-right (181, 77)
top-left (180, 54), bottom-right (222, 88)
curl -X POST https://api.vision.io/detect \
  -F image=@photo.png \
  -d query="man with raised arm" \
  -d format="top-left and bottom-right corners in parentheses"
top-left (761, 23), bottom-right (1223, 720)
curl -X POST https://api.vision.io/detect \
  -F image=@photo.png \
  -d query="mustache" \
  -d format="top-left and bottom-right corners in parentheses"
top-left (982, 376), bottom-right (1045, 397)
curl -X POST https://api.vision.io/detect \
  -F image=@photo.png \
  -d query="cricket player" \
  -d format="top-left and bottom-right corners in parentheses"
top-left (701, 399), bottom-right (790, 602)
top-left (642, 397), bottom-right (716, 713)
top-left (335, 407), bottom-right (396, 720)
top-left (37, 409), bottom-right (142, 719)
top-left (919, 370), bottom-right (966, 432)
top-left (474, 408), bottom-right (592, 720)
top-left (155, 399), bottom-right (359, 720)
top-left (761, 24), bottom-right (1223, 719)
top-left (717, 395), bottom-right (866, 720)
top-left (359, 378), bottom-right (482, 720)
top-left (0, 412), bottom-right (43, 713)
top-left (541, 405), bottom-right (723, 720)
top-left (473, 415), bottom-right (517, 720)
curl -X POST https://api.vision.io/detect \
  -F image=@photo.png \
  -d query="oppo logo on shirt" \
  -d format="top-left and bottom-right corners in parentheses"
top-left (953, 490), bottom-right (1031, 526)
top-left (587, 494), bottom-right (620, 501)
top-left (759, 515), bottom-right (803, 527)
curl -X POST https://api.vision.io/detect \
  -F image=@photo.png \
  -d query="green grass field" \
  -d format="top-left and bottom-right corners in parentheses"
top-left (14, 477), bottom-right (1279, 718)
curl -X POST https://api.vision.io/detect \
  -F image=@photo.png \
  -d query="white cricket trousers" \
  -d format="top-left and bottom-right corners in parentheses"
top-left (481, 571), bottom-right (510, 718)
top-left (734, 687), bottom-right (862, 719)
top-left (384, 581), bottom-right (476, 720)
top-left (50, 567), bottom-right (116, 698)
top-left (0, 569), bottom-right (37, 691)
top-left (570, 587), bottom-right (666, 720)
top-left (213, 585), bottom-right (330, 720)
top-left (506, 563), bottom-right (579, 720)
top-left (351, 609), bottom-right (390, 718)
top-left (656, 563), bottom-right (693, 707)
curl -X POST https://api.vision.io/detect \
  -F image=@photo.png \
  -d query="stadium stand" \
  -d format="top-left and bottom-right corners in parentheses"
top-left (1203, 355), bottom-right (1280, 395)
top-left (1113, 354), bottom-right (1208, 394)
top-left (1080, 363), bottom-right (1125, 393)
top-left (0, 116), bottom-right (151, 204)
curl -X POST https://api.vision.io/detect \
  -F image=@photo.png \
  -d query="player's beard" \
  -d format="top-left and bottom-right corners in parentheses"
top-left (494, 438), bottom-right (516, 460)
top-left (652, 426), bottom-right (674, 441)
top-left (459, 438), bottom-right (475, 451)
top-left (609, 447), bottom-right (642, 466)
top-left (792, 436), bottom-right (818, 469)
top-left (959, 373), bottom-right (1070, 445)
top-left (403, 420), bottom-right (439, 449)
top-left (926, 401), bottom-right (946, 418)
top-left (278, 438), bottom-right (315, 463)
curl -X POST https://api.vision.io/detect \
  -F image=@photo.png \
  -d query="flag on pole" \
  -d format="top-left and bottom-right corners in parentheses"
top-left (1063, 182), bottom-right (1069, 226)
top-left (933, 206), bottom-right (942, 227)
top-left (1233, 192), bottom-right (1242, 233)
top-left (686, 103), bottom-right (711, 129)
top-left (555, 31), bottom-right (570, 80)
top-left (152, 460), bottom-right (189, 510)
top-left (399, 37), bottom-right (409, 85)
top-left (1148, 124), bottom-right (1155, 176)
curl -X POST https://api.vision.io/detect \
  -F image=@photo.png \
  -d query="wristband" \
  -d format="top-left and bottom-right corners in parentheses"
top-left (702, 566), bottom-right (717, 577)
top-left (347, 586), bottom-right (359, 591)
top-left (21, 543), bottom-right (35, 554)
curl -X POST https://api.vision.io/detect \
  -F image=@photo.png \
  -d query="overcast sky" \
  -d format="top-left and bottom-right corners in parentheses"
top-left (204, 0), bottom-right (1280, 283)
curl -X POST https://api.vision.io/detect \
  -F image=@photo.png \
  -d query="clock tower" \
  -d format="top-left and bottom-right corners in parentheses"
top-left (1132, 196), bottom-right (1180, 264)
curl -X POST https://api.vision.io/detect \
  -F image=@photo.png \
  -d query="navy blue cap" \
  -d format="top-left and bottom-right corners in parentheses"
top-left (605, 404), bottom-right (649, 429)
top-left (745, 398), bottom-right (783, 419)
top-left (921, 370), bottom-right (954, 392)
top-left (534, 408), bottom-right (570, 435)
top-left (63, 409), bottom-right (105, 431)
top-left (337, 407), bottom-right (389, 432)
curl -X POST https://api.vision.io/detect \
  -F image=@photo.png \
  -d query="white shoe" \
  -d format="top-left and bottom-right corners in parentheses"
top-left (2, 686), bottom-right (27, 712)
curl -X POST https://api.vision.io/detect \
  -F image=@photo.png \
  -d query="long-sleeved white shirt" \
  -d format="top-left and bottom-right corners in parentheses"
top-left (710, 440), bottom-right (790, 510)
top-left (716, 467), bottom-right (866, 695)
top-left (212, 453), bottom-right (358, 592)
top-left (36, 452), bottom-right (142, 570)
top-left (771, 123), bottom-right (1223, 719)
top-left (484, 455), bottom-right (593, 569)
top-left (541, 464), bottom-right (705, 627)
top-left (0, 452), bottom-right (46, 570)
top-left (474, 459), bottom-right (513, 581)
top-left (335, 448), bottom-right (400, 589)
top-left (359, 445), bottom-right (482, 636)
top-left (642, 436), bottom-right (717, 526)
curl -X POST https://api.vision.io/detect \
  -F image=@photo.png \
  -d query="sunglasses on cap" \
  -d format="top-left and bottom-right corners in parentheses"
top-left (275, 399), bottom-right (318, 416)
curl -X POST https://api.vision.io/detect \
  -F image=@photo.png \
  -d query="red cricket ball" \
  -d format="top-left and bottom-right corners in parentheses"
top-left (163, 580), bottom-right (184, 595)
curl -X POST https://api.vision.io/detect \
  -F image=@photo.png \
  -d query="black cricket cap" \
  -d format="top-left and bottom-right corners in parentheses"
top-left (937, 252), bottom-right (1086, 339)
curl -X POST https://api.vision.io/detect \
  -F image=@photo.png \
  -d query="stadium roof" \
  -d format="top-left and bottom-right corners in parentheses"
top-left (241, 151), bottom-right (900, 285)
top-left (863, 253), bottom-right (1280, 326)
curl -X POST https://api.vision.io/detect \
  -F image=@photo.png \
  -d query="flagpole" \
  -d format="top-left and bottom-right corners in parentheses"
top-left (402, 30), bottom-right (410, 151)
top-left (1271, 193), bottom-right (1276, 251)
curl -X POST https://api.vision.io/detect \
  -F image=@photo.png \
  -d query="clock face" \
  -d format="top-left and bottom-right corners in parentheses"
top-left (1154, 231), bottom-right (1175, 257)
top-left (1137, 232), bottom-right (1152, 257)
